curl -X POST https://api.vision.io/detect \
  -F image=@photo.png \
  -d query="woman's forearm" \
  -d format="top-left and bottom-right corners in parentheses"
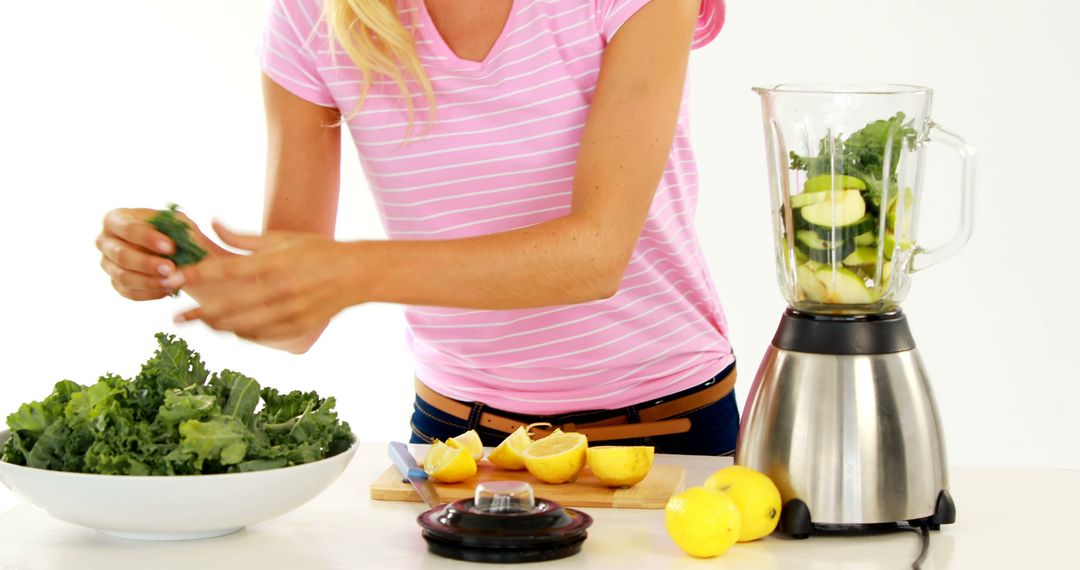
top-left (347, 214), bottom-right (631, 310)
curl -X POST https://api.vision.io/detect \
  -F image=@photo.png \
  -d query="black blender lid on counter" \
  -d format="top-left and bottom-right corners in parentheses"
top-left (417, 481), bottom-right (593, 563)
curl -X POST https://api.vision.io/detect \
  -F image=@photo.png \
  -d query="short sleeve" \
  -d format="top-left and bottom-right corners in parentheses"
top-left (595, 0), bottom-right (725, 49)
top-left (258, 0), bottom-right (336, 107)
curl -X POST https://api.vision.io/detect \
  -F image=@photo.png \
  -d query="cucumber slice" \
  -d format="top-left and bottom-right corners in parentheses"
top-left (815, 266), bottom-right (876, 304)
top-left (805, 213), bottom-right (875, 241)
top-left (804, 174), bottom-right (867, 193)
top-left (795, 230), bottom-right (856, 263)
top-left (854, 231), bottom-right (876, 246)
top-left (800, 190), bottom-right (867, 227)
top-left (797, 263), bottom-right (828, 302)
top-left (842, 247), bottom-right (881, 267)
top-left (790, 191), bottom-right (828, 209)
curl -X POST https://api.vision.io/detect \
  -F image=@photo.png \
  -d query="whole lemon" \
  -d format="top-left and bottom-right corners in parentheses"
top-left (664, 486), bottom-right (741, 558)
top-left (704, 465), bottom-right (782, 542)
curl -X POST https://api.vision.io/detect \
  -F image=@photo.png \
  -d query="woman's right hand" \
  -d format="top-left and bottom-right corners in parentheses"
top-left (96, 208), bottom-right (220, 301)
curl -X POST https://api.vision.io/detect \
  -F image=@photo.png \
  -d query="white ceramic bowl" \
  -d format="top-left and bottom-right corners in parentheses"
top-left (0, 430), bottom-right (357, 541)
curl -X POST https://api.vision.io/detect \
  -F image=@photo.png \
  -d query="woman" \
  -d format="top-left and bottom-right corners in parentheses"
top-left (95, 0), bottom-right (737, 454)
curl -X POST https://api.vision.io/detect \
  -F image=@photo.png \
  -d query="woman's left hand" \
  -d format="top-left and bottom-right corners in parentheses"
top-left (165, 221), bottom-right (364, 342)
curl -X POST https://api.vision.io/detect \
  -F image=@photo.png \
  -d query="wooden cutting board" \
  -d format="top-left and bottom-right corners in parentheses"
top-left (370, 461), bottom-right (684, 509)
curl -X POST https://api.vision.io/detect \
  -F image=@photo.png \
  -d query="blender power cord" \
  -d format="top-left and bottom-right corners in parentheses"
top-left (897, 522), bottom-right (932, 569)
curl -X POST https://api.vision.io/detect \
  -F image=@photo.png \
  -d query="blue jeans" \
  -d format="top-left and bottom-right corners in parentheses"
top-left (409, 363), bottom-right (740, 456)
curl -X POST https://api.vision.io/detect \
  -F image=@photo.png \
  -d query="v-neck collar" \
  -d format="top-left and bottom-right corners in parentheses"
top-left (414, 0), bottom-right (519, 71)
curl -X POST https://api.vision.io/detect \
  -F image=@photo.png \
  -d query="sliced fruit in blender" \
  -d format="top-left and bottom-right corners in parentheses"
top-left (800, 190), bottom-right (866, 227)
top-left (790, 191), bottom-right (828, 209)
top-left (842, 247), bottom-right (880, 267)
top-left (796, 263), bottom-right (828, 302)
top-left (815, 266), bottom-right (877, 304)
top-left (882, 231), bottom-right (914, 261)
top-left (885, 187), bottom-right (914, 235)
top-left (806, 213), bottom-right (874, 241)
top-left (795, 230), bottom-right (856, 263)
top-left (803, 174), bottom-right (867, 192)
top-left (854, 231), bottom-right (876, 246)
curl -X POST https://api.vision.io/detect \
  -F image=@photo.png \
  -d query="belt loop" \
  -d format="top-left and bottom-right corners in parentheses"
top-left (466, 401), bottom-right (485, 431)
top-left (625, 406), bottom-right (641, 424)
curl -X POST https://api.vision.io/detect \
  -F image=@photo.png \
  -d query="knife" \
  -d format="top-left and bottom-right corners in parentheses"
top-left (388, 442), bottom-right (442, 508)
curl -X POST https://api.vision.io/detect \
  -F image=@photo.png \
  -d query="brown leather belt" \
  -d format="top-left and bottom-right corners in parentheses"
top-left (414, 368), bottom-right (736, 442)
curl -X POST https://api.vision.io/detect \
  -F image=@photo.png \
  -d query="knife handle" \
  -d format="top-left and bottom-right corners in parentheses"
top-left (388, 441), bottom-right (428, 480)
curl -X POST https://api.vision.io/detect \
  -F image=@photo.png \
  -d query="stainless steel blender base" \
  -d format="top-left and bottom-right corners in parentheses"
top-left (736, 343), bottom-right (953, 533)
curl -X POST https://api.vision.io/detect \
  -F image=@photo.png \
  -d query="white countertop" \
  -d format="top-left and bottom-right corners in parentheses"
top-left (0, 441), bottom-right (1075, 569)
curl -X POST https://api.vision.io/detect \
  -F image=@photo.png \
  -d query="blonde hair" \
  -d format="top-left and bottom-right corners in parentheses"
top-left (322, 0), bottom-right (435, 131)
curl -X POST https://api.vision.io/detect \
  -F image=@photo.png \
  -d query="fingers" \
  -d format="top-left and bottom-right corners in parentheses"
top-left (174, 284), bottom-right (331, 340)
top-left (201, 296), bottom-right (312, 337)
top-left (173, 275), bottom-right (267, 323)
top-left (101, 257), bottom-right (173, 292)
top-left (212, 220), bottom-right (267, 251)
top-left (97, 234), bottom-right (176, 278)
top-left (109, 277), bottom-right (168, 301)
top-left (103, 209), bottom-right (175, 256)
top-left (164, 254), bottom-right (262, 290)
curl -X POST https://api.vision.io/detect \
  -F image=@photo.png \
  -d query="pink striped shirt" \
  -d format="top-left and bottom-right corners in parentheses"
top-left (260, 0), bottom-right (734, 414)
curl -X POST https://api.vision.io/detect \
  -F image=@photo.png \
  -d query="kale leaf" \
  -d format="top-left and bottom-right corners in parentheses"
top-left (147, 204), bottom-right (208, 267)
top-left (788, 112), bottom-right (918, 200)
top-left (1, 334), bottom-right (353, 475)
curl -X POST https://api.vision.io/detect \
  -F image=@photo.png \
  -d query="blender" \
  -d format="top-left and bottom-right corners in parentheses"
top-left (737, 84), bottom-right (974, 538)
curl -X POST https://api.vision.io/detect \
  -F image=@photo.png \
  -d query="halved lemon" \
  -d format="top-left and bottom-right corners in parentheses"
top-left (487, 426), bottom-right (534, 470)
top-left (446, 429), bottom-right (484, 461)
top-left (522, 431), bottom-right (588, 484)
top-left (586, 446), bottom-right (655, 487)
top-left (423, 441), bottom-right (477, 483)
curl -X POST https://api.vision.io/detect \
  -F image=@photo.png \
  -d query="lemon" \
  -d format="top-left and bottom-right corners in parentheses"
top-left (665, 486), bottom-right (741, 558)
top-left (704, 465), bottom-right (782, 542)
top-left (585, 446), bottom-right (654, 487)
top-left (487, 426), bottom-right (533, 470)
top-left (423, 441), bottom-right (477, 483)
top-left (522, 431), bottom-right (588, 484)
top-left (420, 439), bottom-right (443, 468)
top-left (446, 429), bottom-right (484, 461)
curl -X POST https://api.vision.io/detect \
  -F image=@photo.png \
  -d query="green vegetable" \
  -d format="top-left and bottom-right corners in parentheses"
top-left (788, 112), bottom-right (917, 199)
top-left (147, 204), bottom-right (207, 267)
top-left (803, 174), bottom-right (867, 193)
top-left (1, 334), bottom-right (353, 475)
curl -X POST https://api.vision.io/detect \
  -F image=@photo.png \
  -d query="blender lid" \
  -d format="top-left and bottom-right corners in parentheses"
top-left (416, 481), bottom-right (592, 563)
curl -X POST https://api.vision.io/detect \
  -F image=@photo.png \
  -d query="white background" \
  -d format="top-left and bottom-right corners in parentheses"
top-left (1, 0), bottom-right (1077, 511)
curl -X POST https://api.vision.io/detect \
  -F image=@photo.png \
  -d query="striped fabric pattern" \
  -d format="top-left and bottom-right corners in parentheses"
top-left (260, 0), bottom-right (733, 414)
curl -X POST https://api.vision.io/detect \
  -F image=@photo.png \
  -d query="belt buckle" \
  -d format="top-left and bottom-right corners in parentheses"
top-left (526, 421), bottom-right (558, 439)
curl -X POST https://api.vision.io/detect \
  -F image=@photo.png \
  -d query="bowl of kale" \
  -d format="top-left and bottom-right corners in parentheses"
top-left (0, 333), bottom-right (356, 540)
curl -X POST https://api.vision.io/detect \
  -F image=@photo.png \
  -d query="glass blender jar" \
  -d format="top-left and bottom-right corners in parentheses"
top-left (736, 84), bottom-right (974, 537)
top-left (758, 84), bottom-right (974, 315)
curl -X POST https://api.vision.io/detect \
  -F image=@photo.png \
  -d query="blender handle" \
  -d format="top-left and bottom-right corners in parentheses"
top-left (911, 120), bottom-right (976, 272)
